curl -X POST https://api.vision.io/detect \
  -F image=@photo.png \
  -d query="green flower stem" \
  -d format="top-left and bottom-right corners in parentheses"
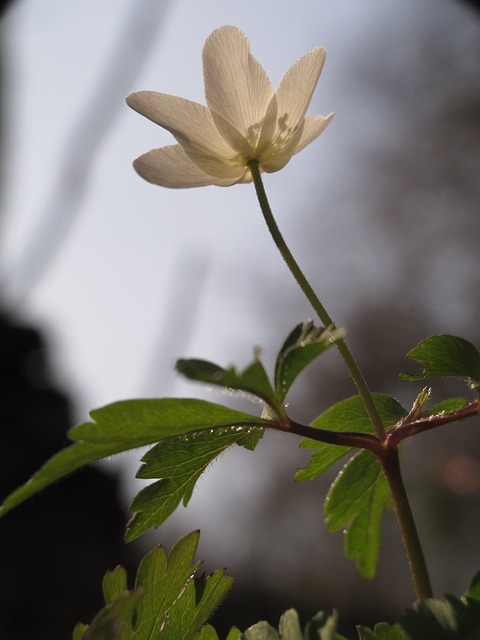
top-left (379, 447), bottom-right (433, 599)
top-left (248, 159), bottom-right (432, 601)
top-left (247, 159), bottom-right (386, 440)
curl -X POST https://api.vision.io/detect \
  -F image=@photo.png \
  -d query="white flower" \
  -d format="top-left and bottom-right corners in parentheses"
top-left (126, 26), bottom-right (333, 188)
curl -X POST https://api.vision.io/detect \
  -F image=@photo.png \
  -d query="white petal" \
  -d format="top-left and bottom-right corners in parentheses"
top-left (127, 91), bottom-right (246, 178)
top-left (255, 93), bottom-right (279, 156)
top-left (133, 145), bottom-right (239, 188)
top-left (293, 113), bottom-right (334, 155)
top-left (202, 26), bottom-right (273, 147)
top-left (271, 46), bottom-right (327, 145)
top-left (127, 91), bottom-right (231, 155)
top-left (261, 124), bottom-right (305, 173)
top-left (261, 114), bottom-right (333, 173)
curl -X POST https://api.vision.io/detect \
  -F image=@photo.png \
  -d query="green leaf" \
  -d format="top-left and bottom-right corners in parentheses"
top-left (243, 621), bottom-right (279, 640)
top-left (197, 626), bottom-right (219, 640)
top-left (73, 591), bottom-right (143, 640)
top-left (102, 566), bottom-right (128, 604)
top-left (304, 611), bottom-right (345, 640)
top-left (176, 358), bottom-right (281, 415)
top-left (400, 595), bottom-right (480, 639)
top-left (196, 625), bottom-right (242, 640)
top-left (126, 427), bottom-right (263, 541)
top-left (296, 395), bottom-right (406, 482)
top-left (73, 624), bottom-right (89, 640)
top-left (465, 571), bottom-right (480, 600)
top-left (400, 335), bottom-right (480, 390)
top-left (241, 609), bottom-right (344, 640)
top-left (160, 569), bottom-right (232, 638)
top-left (357, 622), bottom-right (408, 639)
top-left (0, 399), bottom-right (268, 518)
top-left (76, 531), bottom-right (233, 640)
top-left (324, 450), bottom-right (392, 579)
top-left (422, 398), bottom-right (468, 417)
top-left (278, 609), bottom-right (303, 640)
top-left (274, 322), bottom-right (345, 401)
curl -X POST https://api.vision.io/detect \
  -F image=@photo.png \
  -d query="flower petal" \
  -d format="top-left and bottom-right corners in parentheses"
top-left (202, 26), bottom-right (273, 148)
top-left (261, 114), bottom-right (333, 173)
top-left (133, 145), bottom-right (240, 188)
top-left (126, 91), bottom-right (231, 155)
top-left (271, 46), bottom-right (327, 145)
top-left (126, 91), bottom-right (246, 178)
top-left (293, 113), bottom-right (334, 155)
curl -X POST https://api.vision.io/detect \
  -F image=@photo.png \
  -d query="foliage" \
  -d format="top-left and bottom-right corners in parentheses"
top-left (73, 570), bottom-right (480, 640)
top-left (400, 335), bottom-right (480, 390)
top-left (0, 315), bottom-right (476, 627)
top-left (239, 609), bottom-right (343, 640)
top-left (72, 531), bottom-right (233, 640)
top-left (0, 399), bottom-right (269, 526)
top-left (399, 571), bottom-right (480, 639)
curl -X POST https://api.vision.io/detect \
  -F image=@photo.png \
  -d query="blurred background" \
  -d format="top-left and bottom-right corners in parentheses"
top-left (0, 0), bottom-right (480, 637)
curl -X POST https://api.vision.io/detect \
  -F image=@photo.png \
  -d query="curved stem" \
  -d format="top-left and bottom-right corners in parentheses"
top-left (379, 448), bottom-right (433, 599)
top-left (248, 159), bottom-right (386, 440)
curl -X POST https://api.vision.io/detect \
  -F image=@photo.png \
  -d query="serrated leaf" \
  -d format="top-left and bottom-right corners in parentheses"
top-left (133, 531), bottom-right (204, 638)
top-left (176, 358), bottom-right (281, 415)
top-left (0, 399), bottom-right (268, 518)
top-left (274, 322), bottom-right (345, 401)
top-left (400, 335), bottom-right (480, 389)
top-left (160, 569), bottom-right (232, 639)
top-left (126, 427), bottom-right (263, 541)
top-left (356, 622), bottom-right (408, 639)
top-left (296, 395), bottom-right (406, 482)
top-left (325, 450), bottom-right (392, 579)
top-left (76, 531), bottom-right (233, 640)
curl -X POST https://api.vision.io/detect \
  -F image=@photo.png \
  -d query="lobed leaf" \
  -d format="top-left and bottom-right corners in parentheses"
top-left (324, 450), bottom-right (392, 579)
top-left (160, 569), bottom-right (232, 638)
top-left (0, 399), bottom-right (268, 519)
top-left (74, 531), bottom-right (233, 640)
top-left (176, 358), bottom-right (281, 415)
top-left (400, 335), bottom-right (480, 390)
top-left (296, 395), bottom-right (406, 482)
top-left (126, 427), bottom-right (263, 541)
top-left (274, 321), bottom-right (345, 401)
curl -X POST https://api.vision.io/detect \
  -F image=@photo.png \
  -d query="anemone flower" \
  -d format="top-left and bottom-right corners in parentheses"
top-left (126, 26), bottom-right (333, 188)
